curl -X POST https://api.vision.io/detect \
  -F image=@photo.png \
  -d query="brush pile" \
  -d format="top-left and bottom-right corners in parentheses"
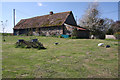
top-left (15, 39), bottom-right (46, 50)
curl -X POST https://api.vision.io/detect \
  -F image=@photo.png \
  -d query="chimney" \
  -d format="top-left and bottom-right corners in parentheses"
top-left (50, 11), bottom-right (53, 15)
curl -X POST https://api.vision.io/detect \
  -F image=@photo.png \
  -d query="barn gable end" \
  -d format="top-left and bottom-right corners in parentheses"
top-left (64, 11), bottom-right (77, 26)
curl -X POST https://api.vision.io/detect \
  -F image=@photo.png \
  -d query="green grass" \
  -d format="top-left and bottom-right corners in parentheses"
top-left (105, 39), bottom-right (119, 42)
top-left (2, 36), bottom-right (118, 78)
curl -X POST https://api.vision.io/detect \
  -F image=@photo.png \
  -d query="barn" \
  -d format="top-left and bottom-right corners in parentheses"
top-left (13, 11), bottom-right (90, 38)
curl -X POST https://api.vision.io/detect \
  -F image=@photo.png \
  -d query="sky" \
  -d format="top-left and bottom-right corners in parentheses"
top-left (1, 2), bottom-right (119, 33)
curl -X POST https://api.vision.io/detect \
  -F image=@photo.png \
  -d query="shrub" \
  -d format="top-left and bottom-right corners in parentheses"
top-left (114, 32), bottom-right (120, 40)
top-left (2, 33), bottom-right (12, 36)
top-left (51, 35), bottom-right (56, 37)
top-left (19, 34), bottom-right (26, 36)
top-left (69, 36), bottom-right (77, 39)
top-left (58, 35), bottom-right (63, 38)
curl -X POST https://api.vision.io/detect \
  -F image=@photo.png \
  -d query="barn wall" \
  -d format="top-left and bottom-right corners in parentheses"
top-left (63, 24), bottom-right (90, 39)
top-left (14, 29), bottom-right (29, 35)
top-left (14, 25), bottom-right (90, 38)
top-left (63, 24), bottom-right (74, 35)
top-left (76, 30), bottom-right (90, 38)
top-left (14, 26), bottom-right (64, 36)
top-left (14, 29), bottom-right (19, 35)
top-left (39, 26), bottom-right (64, 36)
top-left (19, 29), bottom-right (28, 35)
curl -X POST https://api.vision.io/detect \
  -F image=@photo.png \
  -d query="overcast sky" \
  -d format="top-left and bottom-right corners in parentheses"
top-left (1, 2), bottom-right (118, 33)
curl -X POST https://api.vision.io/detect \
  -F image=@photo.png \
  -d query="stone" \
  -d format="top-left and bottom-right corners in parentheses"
top-left (98, 43), bottom-right (104, 47)
top-left (54, 42), bottom-right (59, 45)
top-left (106, 45), bottom-right (110, 48)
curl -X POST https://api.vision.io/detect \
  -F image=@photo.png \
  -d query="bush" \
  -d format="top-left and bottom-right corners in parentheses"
top-left (51, 35), bottom-right (57, 37)
top-left (58, 35), bottom-right (63, 38)
top-left (69, 36), bottom-right (77, 39)
top-left (2, 33), bottom-right (12, 36)
top-left (114, 32), bottom-right (120, 40)
top-left (19, 34), bottom-right (26, 36)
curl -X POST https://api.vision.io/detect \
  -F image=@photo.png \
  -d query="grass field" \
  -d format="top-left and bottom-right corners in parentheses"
top-left (2, 36), bottom-right (118, 78)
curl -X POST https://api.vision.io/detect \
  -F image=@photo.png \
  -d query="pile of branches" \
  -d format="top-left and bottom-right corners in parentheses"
top-left (15, 39), bottom-right (46, 50)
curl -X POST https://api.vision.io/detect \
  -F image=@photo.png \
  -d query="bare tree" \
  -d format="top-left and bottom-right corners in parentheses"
top-left (79, 2), bottom-right (99, 33)
top-left (1, 20), bottom-right (8, 41)
top-left (79, 2), bottom-right (114, 38)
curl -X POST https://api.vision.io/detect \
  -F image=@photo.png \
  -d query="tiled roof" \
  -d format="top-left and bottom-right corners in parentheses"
top-left (14, 11), bottom-right (72, 29)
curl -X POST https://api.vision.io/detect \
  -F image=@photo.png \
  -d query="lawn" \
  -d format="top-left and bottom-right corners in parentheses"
top-left (2, 36), bottom-right (118, 78)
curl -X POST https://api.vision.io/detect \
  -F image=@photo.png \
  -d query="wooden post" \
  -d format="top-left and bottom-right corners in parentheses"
top-left (13, 9), bottom-right (15, 27)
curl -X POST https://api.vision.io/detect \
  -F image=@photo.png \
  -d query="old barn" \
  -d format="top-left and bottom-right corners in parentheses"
top-left (13, 11), bottom-right (89, 38)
